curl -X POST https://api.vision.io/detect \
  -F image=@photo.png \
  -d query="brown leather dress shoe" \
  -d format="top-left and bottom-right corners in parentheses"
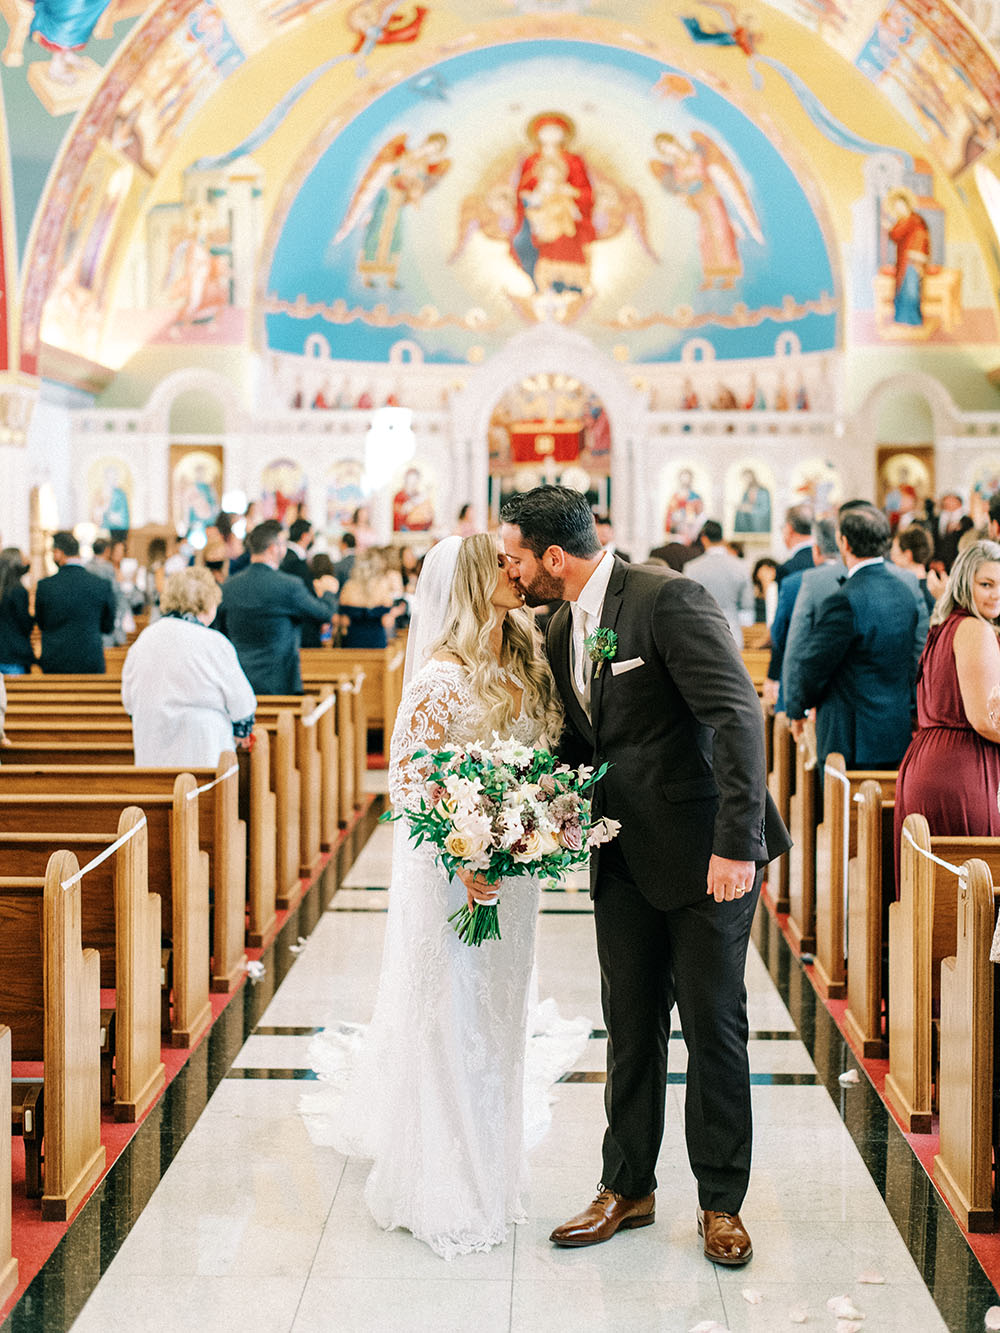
top-left (698, 1209), bottom-right (753, 1266)
top-left (549, 1186), bottom-right (655, 1246)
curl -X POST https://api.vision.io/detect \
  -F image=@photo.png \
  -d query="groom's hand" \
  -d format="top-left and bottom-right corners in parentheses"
top-left (706, 854), bottom-right (755, 904)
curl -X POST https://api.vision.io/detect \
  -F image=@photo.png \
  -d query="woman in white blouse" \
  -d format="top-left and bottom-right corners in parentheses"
top-left (123, 566), bottom-right (256, 767)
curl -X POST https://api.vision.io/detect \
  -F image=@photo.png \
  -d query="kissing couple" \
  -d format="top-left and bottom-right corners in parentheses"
top-left (304, 484), bottom-right (790, 1265)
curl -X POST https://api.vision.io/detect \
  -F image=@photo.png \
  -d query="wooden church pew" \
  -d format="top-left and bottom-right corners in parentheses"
top-left (786, 719), bottom-right (817, 954)
top-left (0, 823), bottom-right (163, 1119)
top-left (813, 759), bottom-right (897, 1004)
top-left (0, 786), bottom-right (211, 1049)
top-left (886, 815), bottom-right (1000, 1134)
top-left (0, 753), bottom-right (246, 994)
top-left (766, 712), bottom-right (794, 913)
top-left (1, 1025), bottom-right (16, 1306)
top-left (934, 856), bottom-right (998, 1232)
top-left (0, 732), bottom-right (277, 951)
top-left (0, 853), bottom-right (106, 1220)
top-left (842, 782), bottom-right (895, 1060)
top-left (306, 645), bottom-right (402, 741)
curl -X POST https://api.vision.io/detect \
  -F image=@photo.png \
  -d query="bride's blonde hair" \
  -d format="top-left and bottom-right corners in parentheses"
top-left (430, 533), bottom-right (563, 740)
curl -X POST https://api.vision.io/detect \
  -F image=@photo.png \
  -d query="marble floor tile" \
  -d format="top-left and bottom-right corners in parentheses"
top-left (717, 1278), bottom-right (948, 1332)
top-left (71, 1276), bottom-right (306, 1333)
top-left (510, 1277), bottom-right (726, 1333)
top-left (291, 1278), bottom-right (513, 1333)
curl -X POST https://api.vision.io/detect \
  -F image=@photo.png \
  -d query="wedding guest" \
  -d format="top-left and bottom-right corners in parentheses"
top-left (891, 525), bottom-right (936, 614)
top-left (684, 519), bottom-right (753, 644)
top-left (751, 556), bottom-right (778, 626)
top-left (123, 566), bottom-right (256, 767)
top-left (219, 520), bottom-right (337, 694)
top-left (452, 503), bottom-right (478, 537)
top-left (762, 505), bottom-right (815, 707)
top-left (88, 537), bottom-right (134, 647)
top-left (35, 531), bottom-right (116, 674)
top-left (0, 547), bottom-right (34, 675)
top-left (339, 549), bottom-right (403, 649)
top-left (594, 513), bottom-right (632, 563)
top-left (784, 504), bottom-right (918, 770)
top-left (894, 540), bottom-right (1000, 885)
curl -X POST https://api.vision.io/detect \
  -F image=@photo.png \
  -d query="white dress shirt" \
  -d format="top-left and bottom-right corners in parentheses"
top-left (569, 550), bottom-right (616, 714)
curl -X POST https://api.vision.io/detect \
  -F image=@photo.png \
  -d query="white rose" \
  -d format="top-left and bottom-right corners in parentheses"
top-left (444, 829), bottom-right (488, 860)
top-left (534, 828), bottom-right (560, 856)
top-left (513, 828), bottom-right (545, 863)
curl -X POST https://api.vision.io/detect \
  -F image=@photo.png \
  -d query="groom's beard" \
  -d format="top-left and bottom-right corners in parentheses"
top-left (518, 568), bottom-right (566, 607)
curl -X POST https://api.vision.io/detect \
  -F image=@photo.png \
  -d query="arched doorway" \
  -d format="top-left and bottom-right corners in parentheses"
top-left (486, 373), bottom-right (612, 524)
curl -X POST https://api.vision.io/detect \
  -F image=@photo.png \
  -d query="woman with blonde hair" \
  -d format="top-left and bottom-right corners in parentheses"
top-left (338, 546), bottom-right (403, 647)
top-left (895, 539), bottom-right (1000, 885)
top-left (304, 533), bottom-right (587, 1259)
top-left (122, 565), bottom-right (256, 766)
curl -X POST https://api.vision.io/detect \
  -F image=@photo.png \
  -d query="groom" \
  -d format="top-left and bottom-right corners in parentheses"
top-left (501, 487), bottom-right (791, 1266)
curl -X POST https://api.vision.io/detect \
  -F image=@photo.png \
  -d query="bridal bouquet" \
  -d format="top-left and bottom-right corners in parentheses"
top-left (382, 736), bottom-right (620, 946)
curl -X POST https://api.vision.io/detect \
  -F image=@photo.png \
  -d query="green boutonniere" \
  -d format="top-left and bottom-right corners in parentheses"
top-left (584, 627), bottom-right (618, 678)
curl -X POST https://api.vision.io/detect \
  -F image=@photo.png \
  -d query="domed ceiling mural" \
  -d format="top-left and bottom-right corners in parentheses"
top-left (1, 0), bottom-right (1000, 389)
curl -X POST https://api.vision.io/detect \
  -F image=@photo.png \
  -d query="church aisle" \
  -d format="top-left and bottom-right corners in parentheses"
top-left (5, 802), bottom-right (996, 1333)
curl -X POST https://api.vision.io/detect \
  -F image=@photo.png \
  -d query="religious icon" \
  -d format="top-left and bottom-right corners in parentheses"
top-left (649, 131), bottom-right (763, 290)
top-left (345, 2), bottom-right (428, 52)
top-left (87, 457), bottom-right (133, 536)
top-left (326, 459), bottom-right (365, 529)
top-left (882, 188), bottom-right (929, 327)
top-left (334, 132), bottom-right (451, 288)
top-left (392, 464), bottom-right (435, 533)
top-left (260, 458), bottom-right (306, 525)
top-left (791, 457), bottom-right (840, 517)
top-left (679, 3), bottom-right (760, 56)
top-left (879, 453), bottom-right (930, 530)
top-left (171, 450), bottom-right (221, 540)
top-left (450, 112), bottom-right (654, 323)
top-left (730, 464), bottom-right (773, 535)
top-left (663, 463), bottom-right (708, 542)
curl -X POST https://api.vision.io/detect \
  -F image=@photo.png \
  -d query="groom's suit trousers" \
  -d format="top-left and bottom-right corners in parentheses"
top-left (594, 838), bottom-right (762, 1212)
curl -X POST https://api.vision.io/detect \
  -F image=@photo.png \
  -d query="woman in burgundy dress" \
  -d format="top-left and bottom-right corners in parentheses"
top-left (895, 540), bottom-right (1000, 889)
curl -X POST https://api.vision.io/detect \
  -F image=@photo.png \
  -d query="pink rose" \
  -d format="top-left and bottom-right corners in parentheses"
top-left (560, 822), bottom-right (584, 852)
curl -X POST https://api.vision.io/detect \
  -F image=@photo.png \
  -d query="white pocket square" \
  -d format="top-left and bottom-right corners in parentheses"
top-left (610, 656), bottom-right (644, 676)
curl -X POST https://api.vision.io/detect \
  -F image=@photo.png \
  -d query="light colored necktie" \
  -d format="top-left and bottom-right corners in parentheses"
top-left (571, 604), bottom-right (592, 702)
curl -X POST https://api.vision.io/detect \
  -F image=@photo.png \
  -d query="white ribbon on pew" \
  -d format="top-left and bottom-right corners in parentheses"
top-left (185, 763), bottom-right (239, 802)
top-left (302, 692), bottom-right (337, 729)
top-left (825, 765), bottom-right (852, 937)
top-left (901, 824), bottom-right (964, 877)
top-left (388, 650), bottom-right (404, 672)
top-left (348, 672), bottom-right (366, 693)
top-left (60, 816), bottom-right (148, 891)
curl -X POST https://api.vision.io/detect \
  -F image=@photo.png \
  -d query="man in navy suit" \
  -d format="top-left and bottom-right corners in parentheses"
top-left (219, 520), bottom-right (336, 695)
top-left (783, 505), bottom-right (917, 769)
top-left (762, 504), bottom-right (814, 709)
top-left (35, 530), bottom-right (116, 674)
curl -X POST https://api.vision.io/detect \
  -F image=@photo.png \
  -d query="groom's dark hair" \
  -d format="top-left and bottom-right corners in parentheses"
top-left (500, 486), bottom-right (601, 559)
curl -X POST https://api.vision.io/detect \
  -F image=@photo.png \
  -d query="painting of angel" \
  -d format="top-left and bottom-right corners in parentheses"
top-left (679, 2), bottom-right (760, 56)
top-left (333, 132), bottom-right (450, 288)
top-left (649, 131), bottom-right (763, 290)
top-left (451, 111), bottom-right (655, 322)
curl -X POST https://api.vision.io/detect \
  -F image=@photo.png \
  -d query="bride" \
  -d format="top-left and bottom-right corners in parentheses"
top-left (303, 532), bottom-right (587, 1259)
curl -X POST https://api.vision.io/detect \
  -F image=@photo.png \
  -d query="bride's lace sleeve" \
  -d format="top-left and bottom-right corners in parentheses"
top-left (388, 665), bottom-right (469, 811)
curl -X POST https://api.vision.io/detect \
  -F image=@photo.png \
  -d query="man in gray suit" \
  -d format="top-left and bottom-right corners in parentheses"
top-left (684, 519), bottom-right (754, 644)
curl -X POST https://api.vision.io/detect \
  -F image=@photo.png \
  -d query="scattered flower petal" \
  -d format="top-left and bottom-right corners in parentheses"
top-left (689, 1323), bottom-right (730, 1333)
top-left (838, 1069), bottom-right (860, 1085)
top-left (985, 1308), bottom-right (1000, 1331)
top-left (289, 935), bottom-right (308, 955)
top-left (788, 1307), bottom-right (809, 1324)
top-left (244, 960), bottom-right (266, 982)
top-left (836, 1322), bottom-right (864, 1333)
top-left (742, 1289), bottom-right (764, 1305)
top-left (826, 1295), bottom-right (864, 1319)
top-left (857, 1271), bottom-right (884, 1284)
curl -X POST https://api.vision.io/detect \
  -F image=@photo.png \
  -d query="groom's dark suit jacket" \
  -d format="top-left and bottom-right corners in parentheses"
top-left (545, 558), bottom-right (791, 909)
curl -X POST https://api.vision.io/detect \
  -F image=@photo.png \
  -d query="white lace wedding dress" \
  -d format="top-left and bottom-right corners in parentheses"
top-left (301, 659), bottom-right (591, 1259)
